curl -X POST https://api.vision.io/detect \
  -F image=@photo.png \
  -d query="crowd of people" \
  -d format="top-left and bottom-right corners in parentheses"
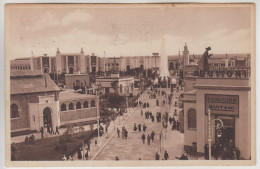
top-left (40, 125), bottom-right (60, 139)
top-left (204, 139), bottom-right (241, 160)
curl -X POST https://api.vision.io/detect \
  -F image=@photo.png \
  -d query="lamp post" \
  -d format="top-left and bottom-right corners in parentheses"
top-left (125, 81), bottom-right (129, 118)
top-left (95, 83), bottom-right (102, 146)
top-left (208, 109), bottom-right (223, 160)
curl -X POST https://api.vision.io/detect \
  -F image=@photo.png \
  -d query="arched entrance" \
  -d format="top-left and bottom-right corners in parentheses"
top-left (169, 62), bottom-right (174, 70)
top-left (43, 107), bottom-right (52, 128)
top-left (43, 67), bottom-right (49, 74)
top-left (126, 65), bottom-right (130, 72)
top-left (69, 67), bottom-right (74, 74)
top-left (92, 66), bottom-right (96, 73)
top-left (140, 64), bottom-right (144, 71)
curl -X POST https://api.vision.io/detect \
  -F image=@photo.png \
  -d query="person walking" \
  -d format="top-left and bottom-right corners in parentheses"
top-left (138, 123), bottom-right (141, 132)
top-left (151, 131), bottom-right (155, 142)
top-left (204, 144), bottom-right (209, 160)
top-left (77, 148), bottom-right (82, 160)
top-left (164, 150), bottom-right (169, 160)
top-left (121, 128), bottom-right (125, 139)
top-left (62, 155), bottom-right (67, 161)
top-left (117, 128), bottom-right (120, 138)
top-left (143, 123), bottom-right (147, 132)
top-left (147, 134), bottom-right (151, 145)
top-left (155, 152), bottom-right (160, 160)
top-left (177, 121), bottom-right (180, 131)
top-left (50, 126), bottom-right (54, 135)
top-left (55, 125), bottom-right (60, 134)
top-left (125, 129), bottom-right (128, 139)
top-left (151, 115), bottom-right (154, 123)
top-left (142, 133), bottom-right (146, 144)
top-left (134, 123), bottom-right (137, 131)
top-left (40, 126), bottom-right (44, 139)
top-left (85, 149), bottom-right (89, 160)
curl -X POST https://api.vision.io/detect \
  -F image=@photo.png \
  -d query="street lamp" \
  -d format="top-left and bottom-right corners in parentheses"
top-left (208, 109), bottom-right (223, 160)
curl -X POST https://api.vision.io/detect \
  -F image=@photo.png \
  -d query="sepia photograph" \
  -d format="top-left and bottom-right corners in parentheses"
top-left (4, 3), bottom-right (256, 167)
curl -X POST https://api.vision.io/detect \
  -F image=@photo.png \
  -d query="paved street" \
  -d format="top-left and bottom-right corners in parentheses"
top-left (92, 87), bottom-right (186, 160)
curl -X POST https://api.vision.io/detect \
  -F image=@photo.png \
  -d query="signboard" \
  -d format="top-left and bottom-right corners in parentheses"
top-left (205, 94), bottom-right (239, 116)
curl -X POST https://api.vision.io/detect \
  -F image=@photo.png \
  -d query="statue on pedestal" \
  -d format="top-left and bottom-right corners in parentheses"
top-left (198, 47), bottom-right (213, 74)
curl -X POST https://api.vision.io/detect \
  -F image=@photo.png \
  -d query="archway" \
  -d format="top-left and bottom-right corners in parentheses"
top-left (140, 64), bottom-right (144, 70)
top-left (69, 67), bottom-right (74, 74)
top-left (92, 66), bottom-right (96, 73)
top-left (43, 107), bottom-right (52, 128)
top-left (126, 65), bottom-right (130, 72)
top-left (169, 62), bottom-right (174, 70)
top-left (43, 67), bottom-right (49, 74)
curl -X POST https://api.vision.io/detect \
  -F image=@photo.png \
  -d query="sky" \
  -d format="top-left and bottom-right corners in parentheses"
top-left (5, 4), bottom-right (252, 60)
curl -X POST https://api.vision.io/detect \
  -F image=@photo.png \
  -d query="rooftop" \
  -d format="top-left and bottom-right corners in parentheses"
top-left (60, 53), bottom-right (83, 56)
top-left (59, 90), bottom-right (96, 101)
top-left (10, 73), bottom-right (60, 95)
top-left (10, 70), bottom-right (43, 77)
top-left (96, 75), bottom-right (135, 80)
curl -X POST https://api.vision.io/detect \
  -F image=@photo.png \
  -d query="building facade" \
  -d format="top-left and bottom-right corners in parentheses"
top-left (65, 74), bottom-right (90, 89)
top-left (182, 74), bottom-right (251, 159)
top-left (10, 70), bottom-right (98, 133)
top-left (96, 73), bottom-right (135, 97)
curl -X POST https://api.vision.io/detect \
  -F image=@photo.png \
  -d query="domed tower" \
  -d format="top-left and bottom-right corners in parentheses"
top-left (183, 43), bottom-right (190, 67)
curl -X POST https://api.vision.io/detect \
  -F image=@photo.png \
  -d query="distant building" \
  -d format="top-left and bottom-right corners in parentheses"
top-left (65, 74), bottom-right (90, 89)
top-left (10, 54), bottom-right (56, 74)
top-left (168, 43), bottom-right (251, 71)
top-left (11, 45), bottom-right (250, 76)
top-left (96, 75), bottom-right (135, 98)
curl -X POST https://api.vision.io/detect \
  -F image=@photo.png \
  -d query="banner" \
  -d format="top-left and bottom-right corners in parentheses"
top-left (205, 94), bottom-right (239, 116)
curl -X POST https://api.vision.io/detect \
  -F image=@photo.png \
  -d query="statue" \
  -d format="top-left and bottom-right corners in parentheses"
top-left (198, 47), bottom-right (212, 73)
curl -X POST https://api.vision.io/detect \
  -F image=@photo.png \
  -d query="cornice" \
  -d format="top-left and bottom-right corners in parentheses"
top-left (193, 85), bottom-right (251, 91)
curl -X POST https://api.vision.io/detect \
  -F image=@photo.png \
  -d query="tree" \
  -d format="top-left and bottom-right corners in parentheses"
top-left (111, 81), bottom-right (119, 96)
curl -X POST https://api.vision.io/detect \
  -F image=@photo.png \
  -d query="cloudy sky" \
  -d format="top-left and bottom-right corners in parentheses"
top-left (5, 4), bottom-right (252, 60)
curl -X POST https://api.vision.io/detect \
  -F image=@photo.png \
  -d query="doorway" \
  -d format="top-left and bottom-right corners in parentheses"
top-left (69, 67), bottom-right (74, 74)
top-left (92, 66), bottom-right (96, 73)
top-left (43, 107), bottom-right (52, 128)
top-left (215, 116), bottom-right (235, 147)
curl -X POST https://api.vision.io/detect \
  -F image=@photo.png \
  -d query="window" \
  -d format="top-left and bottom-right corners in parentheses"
top-left (69, 103), bottom-right (74, 110)
top-left (33, 115), bottom-right (36, 122)
top-left (76, 80), bottom-right (80, 87)
top-left (83, 101), bottom-right (88, 108)
top-left (76, 102), bottom-right (81, 109)
top-left (91, 100), bottom-right (96, 107)
top-left (61, 103), bottom-right (66, 111)
top-left (11, 104), bottom-right (19, 118)
top-left (188, 109), bottom-right (196, 129)
top-left (120, 84), bottom-right (123, 93)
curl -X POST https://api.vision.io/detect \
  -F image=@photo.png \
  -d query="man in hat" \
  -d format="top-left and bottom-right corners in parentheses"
top-left (198, 47), bottom-right (212, 74)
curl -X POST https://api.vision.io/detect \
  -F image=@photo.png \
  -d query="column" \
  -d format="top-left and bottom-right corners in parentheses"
top-left (74, 56), bottom-right (76, 72)
top-left (66, 56), bottom-right (68, 73)
top-left (40, 57), bottom-right (42, 70)
top-left (49, 57), bottom-right (52, 73)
